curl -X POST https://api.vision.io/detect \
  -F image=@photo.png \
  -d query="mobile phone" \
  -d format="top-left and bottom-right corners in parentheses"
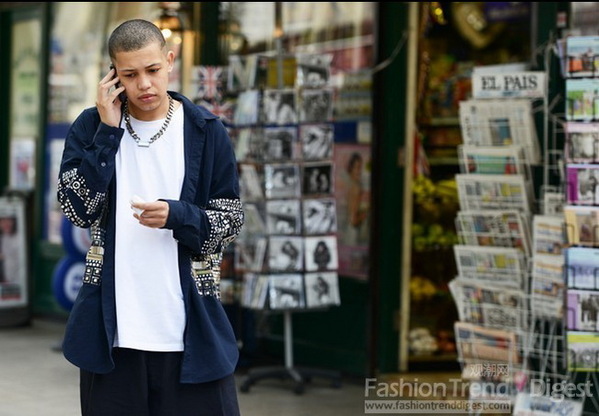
top-left (109, 64), bottom-right (126, 102)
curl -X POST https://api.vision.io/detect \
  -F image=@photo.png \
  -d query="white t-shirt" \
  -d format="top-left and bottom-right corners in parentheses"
top-left (113, 103), bottom-right (186, 352)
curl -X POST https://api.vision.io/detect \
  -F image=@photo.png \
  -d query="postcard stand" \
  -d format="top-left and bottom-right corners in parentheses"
top-left (235, 37), bottom-right (342, 395)
top-left (239, 309), bottom-right (341, 395)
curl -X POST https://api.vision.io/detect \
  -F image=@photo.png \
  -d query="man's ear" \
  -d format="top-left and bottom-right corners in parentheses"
top-left (166, 50), bottom-right (175, 72)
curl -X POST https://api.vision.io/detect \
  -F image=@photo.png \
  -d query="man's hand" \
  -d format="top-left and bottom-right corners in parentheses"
top-left (96, 67), bottom-right (125, 127)
top-left (132, 200), bottom-right (169, 229)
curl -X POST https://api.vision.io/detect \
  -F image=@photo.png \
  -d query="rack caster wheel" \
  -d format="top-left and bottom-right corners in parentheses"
top-left (293, 383), bottom-right (305, 395)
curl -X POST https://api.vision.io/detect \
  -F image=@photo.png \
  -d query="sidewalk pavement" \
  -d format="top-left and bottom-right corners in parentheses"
top-left (0, 318), bottom-right (366, 416)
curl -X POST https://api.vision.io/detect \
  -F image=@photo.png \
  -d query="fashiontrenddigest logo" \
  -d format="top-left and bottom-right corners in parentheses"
top-left (364, 377), bottom-right (511, 414)
top-left (363, 377), bottom-right (593, 414)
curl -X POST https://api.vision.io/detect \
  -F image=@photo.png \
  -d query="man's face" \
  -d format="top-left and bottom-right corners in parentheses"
top-left (112, 41), bottom-right (174, 121)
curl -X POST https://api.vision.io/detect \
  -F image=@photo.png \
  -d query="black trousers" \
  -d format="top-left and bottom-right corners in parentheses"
top-left (80, 348), bottom-right (240, 416)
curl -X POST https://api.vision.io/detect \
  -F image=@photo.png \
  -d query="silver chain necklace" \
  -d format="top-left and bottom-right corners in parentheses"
top-left (123, 95), bottom-right (174, 147)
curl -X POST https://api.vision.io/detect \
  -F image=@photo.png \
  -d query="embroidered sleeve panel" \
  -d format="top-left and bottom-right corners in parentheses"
top-left (201, 198), bottom-right (244, 255)
top-left (190, 252), bottom-right (223, 299)
top-left (58, 167), bottom-right (107, 228)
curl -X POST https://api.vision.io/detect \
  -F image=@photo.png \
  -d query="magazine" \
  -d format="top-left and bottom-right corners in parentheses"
top-left (532, 214), bottom-right (566, 256)
top-left (458, 145), bottom-right (530, 178)
top-left (453, 245), bottom-right (528, 289)
top-left (455, 209), bottom-right (532, 255)
top-left (565, 246), bottom-right (599, 290)
top-left (567, 331), bottom-right (599, 372)
top-left (530, 255), bottom-right (565, 319)
top-left (458, 98), bottom-right (541, 164)
top-left (235, 235), bottom-right (267, 272)
top-left (449, 278), bottom-right (528, 330)
top-left (241, 273), bottom-right (270, 309)
top-left (513, 392), bottom-right (583, 416)
top-left (566, 289), bottom-right (599, 331)
top-left (456, 173), bottom-right (533, 213)
top-left (564, 122), bottom-right (599, 164)
top-left (541, 187), bottom-right (565, 216)
top-left (565, 163), bottom-right (599, 205)
top-left (563, 205), bottom-right (599, 246)
top-left (565, 35), bottom-right (599, 78)
top-left (454, 321), bottom-right (521, 364)
top-left (565, 78), bottom-right (599, 121)
top-left (232, 89), bottom-right (261, 126)
top-left (239, 163), bottom-right (265, 201)
top-left (233, 127), bottom-right (265, 163)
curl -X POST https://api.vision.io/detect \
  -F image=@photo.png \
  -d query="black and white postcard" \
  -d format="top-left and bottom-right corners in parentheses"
top-left (265, 199), bottom-right (301, 235)
top-left (268, 236), bottom-right (304, 272)
top-left (235, 235), bottom-right (267, 272)
top-left (300, 123), bottom-right (334, 160)
top-left (239, 163), bottom-right (264, 202)
top-left (299, 89), bottom-right (334, 123)
top-left (304, 272), bottom-right (340, 308)
top-left (302, 198), bottom-right (337, 235)
top-left (302, 162), bottom-right (334, 196)
top-left (264, 163), bottom-right (301, 199)
top-left (296, 53), bottom-right (332, 88)
top-left (233, 127), bottom-right (265, 162)
top-left (304, 235), bottom-right (338, 272)
top-left (262, 89), bottom-right (298, 125)
top-left (263, 126), bottom-right (298, 162)
top-left (268, 274), bottom-right (306, 310)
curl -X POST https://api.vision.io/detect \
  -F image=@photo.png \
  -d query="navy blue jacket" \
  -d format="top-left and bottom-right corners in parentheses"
top-left (57, 91), bottom-right (244, 383)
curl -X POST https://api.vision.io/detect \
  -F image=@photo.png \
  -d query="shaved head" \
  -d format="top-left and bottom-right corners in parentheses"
top-left (108, 19), bottom-right (166, 59)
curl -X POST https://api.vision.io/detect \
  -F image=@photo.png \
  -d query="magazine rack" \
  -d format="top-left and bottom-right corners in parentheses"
top-left (239, 309), bottom-right (342, 395)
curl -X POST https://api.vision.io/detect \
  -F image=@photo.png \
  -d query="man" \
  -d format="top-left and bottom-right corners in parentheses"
top-left (57, 19), bottom-right (244, 415)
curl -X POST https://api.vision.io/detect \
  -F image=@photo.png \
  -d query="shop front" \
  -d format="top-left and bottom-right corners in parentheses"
top-left (0, 2), bottom-right (565, 381)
